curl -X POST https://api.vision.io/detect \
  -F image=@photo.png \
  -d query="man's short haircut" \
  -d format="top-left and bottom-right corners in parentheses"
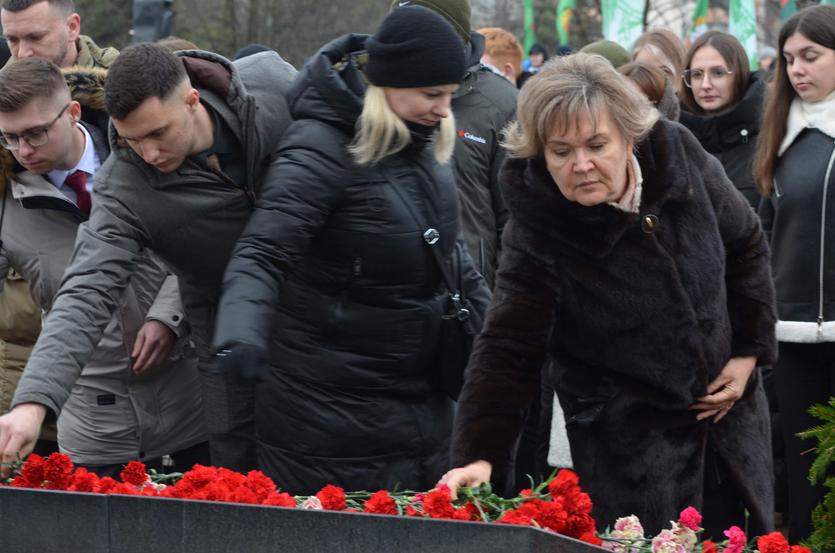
top-left (1, 0), bottom-right (75, 14)
top-left (105, 43), bottom-right (188, 120)
top-left (0, 57), bottom-right (69, 112)
top-left (478, 27), bottom-right (523, 78)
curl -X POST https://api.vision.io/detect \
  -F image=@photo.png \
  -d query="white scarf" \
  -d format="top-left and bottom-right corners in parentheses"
top-left (778, 89), bottom-right (835, 156)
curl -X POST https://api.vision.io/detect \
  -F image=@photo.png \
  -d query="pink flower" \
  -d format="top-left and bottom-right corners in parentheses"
top-left (678, 507), bottom-right (702, 531)
top-left (301, 496), bottom-right (323, 510)
top-left (671, 522), bottom-right (697, 551)
top-left (723, 526), bottom-right (746, 553)
top-left (613, 515), bottom-right (645, 539)
top-left (651, 529), bottom-right (687, 553)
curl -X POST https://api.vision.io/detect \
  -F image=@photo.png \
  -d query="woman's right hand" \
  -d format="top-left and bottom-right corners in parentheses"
top-left (438, 460), bottom-right (492, 499)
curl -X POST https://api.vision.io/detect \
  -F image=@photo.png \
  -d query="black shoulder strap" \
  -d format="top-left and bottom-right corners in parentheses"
top-left (379, 166), bottom-right (462, 296)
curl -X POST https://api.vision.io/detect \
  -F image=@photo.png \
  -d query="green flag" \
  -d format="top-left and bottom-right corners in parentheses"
top-left (556, 0), bottom-right (576, 46)
top-left (523, 0), bottom-right (536, 55)
top-left (729, 0), bottom-right (758, 69)
top-left (601, 0), bottom-right (645, 51)
top-left (780, 0), bottom-right (796, 21)
top-left (690, 0), bottom-right (709, 40)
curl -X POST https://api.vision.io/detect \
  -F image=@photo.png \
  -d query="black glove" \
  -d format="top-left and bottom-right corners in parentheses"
top-left (212, 342), bottom-right (269, 381)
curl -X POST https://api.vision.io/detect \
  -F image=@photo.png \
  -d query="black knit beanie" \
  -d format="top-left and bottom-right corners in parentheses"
top-left (365, 5), bottom-right (466, 88)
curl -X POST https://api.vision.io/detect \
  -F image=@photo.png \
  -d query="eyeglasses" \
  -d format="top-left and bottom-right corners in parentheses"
top-left (0, 103), bottom-right (70, 150)
top-left (682, 68), bottom-right (733, 88)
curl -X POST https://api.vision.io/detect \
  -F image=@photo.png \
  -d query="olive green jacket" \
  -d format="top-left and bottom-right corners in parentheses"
top-left (74, 35), bottom-right (119, 69)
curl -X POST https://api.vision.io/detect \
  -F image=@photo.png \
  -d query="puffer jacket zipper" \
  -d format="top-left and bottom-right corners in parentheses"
top-left (817, 141), bottom-right (835, 340)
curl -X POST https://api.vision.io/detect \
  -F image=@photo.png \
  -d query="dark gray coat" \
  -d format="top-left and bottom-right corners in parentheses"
top-left (21, 50), bottom-right (295, 374)
top-left (451, 32), bottom-right (517, 288)
top-left (452, 119), bottom-right (777, 534)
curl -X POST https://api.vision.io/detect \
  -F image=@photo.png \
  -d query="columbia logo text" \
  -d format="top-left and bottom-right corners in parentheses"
top-left (458, 130), bottom-right (487, 144)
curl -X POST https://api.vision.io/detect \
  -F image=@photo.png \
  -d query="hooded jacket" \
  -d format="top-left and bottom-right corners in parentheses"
top-left (74, 35), bottom-right (119, 70)
top-left (680, 74), bottom-right (765, 209)
top-left (14, 50), bottom-right (296, 429)
top-left (452, 119), bottom-right (776, 534)
top-left (450, 32), bottom-right (517, 288)
top-left (213, 34), bottom-right (491, 494)
top-left (1, 120), bottom-right (205, 463)
top-left (0, 42), bottom-right (119, 423)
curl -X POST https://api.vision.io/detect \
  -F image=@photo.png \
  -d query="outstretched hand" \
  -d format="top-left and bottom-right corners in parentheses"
top-left (437, 460), bottom-right (492, 500)
top-left (0, 403), bottom-right (47, 478)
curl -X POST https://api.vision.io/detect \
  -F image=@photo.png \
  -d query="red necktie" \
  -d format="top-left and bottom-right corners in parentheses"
top-left (64, 170), bottom-right (91, 215)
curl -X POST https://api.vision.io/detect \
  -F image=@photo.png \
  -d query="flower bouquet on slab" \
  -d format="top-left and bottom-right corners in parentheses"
top-left (599, 507), bottom-right (811, 553)
top-left (2, 453), bottom-right (599, 546)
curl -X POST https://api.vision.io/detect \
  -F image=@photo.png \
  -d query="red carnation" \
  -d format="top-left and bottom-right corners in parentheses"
top-left (453, 502), bottom-right (480, 521)
top-left (756, 531), bottom-right (790, 553)
top-left (13, 453), bottom-right (46, 488)
top-left (364, 490), bottom-right (398, 515)
top-left (548, 469), bottom-right (580, 497)
top-left (217, 468), bottom-right (246, 490)
top-left (316, 485), bottom-right (347, 511)
top-left (498, 508), bottom-right (535, 526)
top-left (199, 482), bottom-right (231, 502)
top-left (180, 465), bottom-right (218, 491)
top-left (535, 500), bottom-right (569, 533)
top-left (405, 505), bottom-right (421, 517)
top-left (423, 488), bottom-right (456, 519)
top-left (579, 531), bottom-right (602, 546)
top-left (263, 492), bottom-right (296, 508)
top-left (119, 461), bottom-right (148, 486)
top-left (95, 477), bottom-right (122, 494)
top-left (69, 467), bottom-right (100, 492)
top-left (111, 482), bottom-right (140, 496)
top-left (229, 486), bottom-right (259, 504)
top-left (702, 541), bottom-right (718, 553)
top-left (790, 546), bottom-right (812, 553)
top-left (244, 470), bottom-right (277, 503)
top-left (43, 452), bottom-right (74, 490)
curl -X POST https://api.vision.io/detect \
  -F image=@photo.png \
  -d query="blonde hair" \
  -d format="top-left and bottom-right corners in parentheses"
top-left (349, 85), bottom-right (456, 166)
top-left (504, 53), bottom-right (659, 159)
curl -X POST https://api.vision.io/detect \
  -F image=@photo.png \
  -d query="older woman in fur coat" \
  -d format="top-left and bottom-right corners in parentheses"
top-left (441, 54), bottom-right (777, 538)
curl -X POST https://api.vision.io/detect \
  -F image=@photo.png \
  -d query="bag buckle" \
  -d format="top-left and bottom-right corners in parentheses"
top-left (444, 292), bottom-right (471, 321)
top-left (423, 228), bottom-right (440, 245)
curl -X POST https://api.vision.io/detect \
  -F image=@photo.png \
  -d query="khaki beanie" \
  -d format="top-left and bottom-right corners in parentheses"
top-left (390, 0), bottom-right (472, 43)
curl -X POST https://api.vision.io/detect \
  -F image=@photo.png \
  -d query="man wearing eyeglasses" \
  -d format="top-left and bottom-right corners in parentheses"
top-left (0, 0), bottom-right (119, 451)
top-left (0, 58), bottom-right (209, 474)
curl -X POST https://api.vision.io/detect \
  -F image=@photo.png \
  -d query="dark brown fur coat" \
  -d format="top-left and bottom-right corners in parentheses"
top-left (451, 119), bottom-right (777, 534)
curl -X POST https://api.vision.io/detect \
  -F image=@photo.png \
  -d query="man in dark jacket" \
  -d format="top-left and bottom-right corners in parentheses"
top-left (0, 43), bottom-right (296, 476)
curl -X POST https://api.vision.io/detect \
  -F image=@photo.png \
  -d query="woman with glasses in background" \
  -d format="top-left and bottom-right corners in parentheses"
top-left (754, 5), bottom-right (835, 543)
top-left (680, 31), bottom-right (765, 209)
